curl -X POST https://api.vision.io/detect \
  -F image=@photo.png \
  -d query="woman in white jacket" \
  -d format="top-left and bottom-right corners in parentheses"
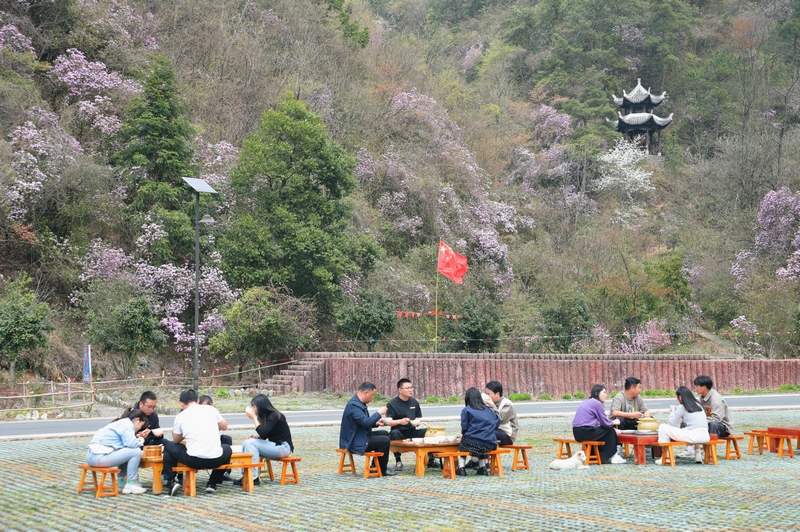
top-left (656, 386), bottom-right (710, 464)
top-left (85, 408), bottom-right (149, 494)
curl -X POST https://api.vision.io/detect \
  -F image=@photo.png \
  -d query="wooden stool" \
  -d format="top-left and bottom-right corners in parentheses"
top-left (484, 448), bottom-right (511, 476)
top-left (655, 442), bottom-right (682, 467)
top-left (502, 444), bottom-right (533, 471)
top-left (172, 465), bottom-right (197, 496)
top-left (261, 456), bottom-right (301, 485)
top-left (433, 451), bottom-right (471, 479)
top-left (768, 434), bottom-right (796, 458)
top-left (701, 441), bottom-right (722, 465)
top-left (336, 448), bottom-right (357, 475)
top-left (363, 451), bottom-right (384, 478)
top-left (553, 438), bottom-right (604, 464)
top-left (744, 430), bottom-right (770, 455)
top-left (720, 435), bottom-right (743, 460)
top-left (77, 464), bottom-right (121, 498)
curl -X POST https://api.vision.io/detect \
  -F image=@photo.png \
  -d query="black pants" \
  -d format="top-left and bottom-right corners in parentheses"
top-left (220, 434), bottom-right (233, 445)
top-left (708, 421), bottom-right (730, 438)
top-left (389, 427), bottom-right (427, 461)
top-left (365, 432), bottom-right (391, 474)
top-left (618, 417), bottom-right (639, 431)
top-left (495, 429), bottom-right (513, 446)
top-left (573, 425), bottom-right (618, 464)
top-left (163, 441), bottom-right (232, 485)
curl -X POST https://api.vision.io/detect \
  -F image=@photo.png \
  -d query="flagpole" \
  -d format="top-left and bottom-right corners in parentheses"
top-left (435, 268), bottom-right (439, 353)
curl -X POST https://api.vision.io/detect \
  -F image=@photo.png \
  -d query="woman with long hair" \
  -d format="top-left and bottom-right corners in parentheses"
top-left (572, 384), bottom-right (626, 464)
top-left (85, 408), bottom-right (149, 494)
top-left (656, 386), bottom-right (710, 464)
top-left (236, 393), bottom-right (294, 486)
top-left (456, 387), bottom-right (500, 476)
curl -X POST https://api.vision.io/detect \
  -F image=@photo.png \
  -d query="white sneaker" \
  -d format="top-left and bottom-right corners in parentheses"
top-left (610, 454), bottom-right (627, 464)
top-left (654, 458), bottom-right (663, 466)
top-left (694, 450), bottom-right (705, 464)
top-left (677, 448), bottom-right (695, 459)
top-left (122, 481), bottom-right (147, 494)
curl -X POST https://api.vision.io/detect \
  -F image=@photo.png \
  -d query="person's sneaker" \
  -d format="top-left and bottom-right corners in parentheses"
top-left (475, 466), bottom-right (489, 476)
top-left (117, 477), bottom-right (126, 489)
top-left (394, 461), bottom-right (403, 471)
top-left (455, 466), bottom-right (467, 477)
top-left (654, 458), bottom-right (663, 466)
top-left (694, 450), bottom-right (705, 464)
top-left (233, 477), bottom-right (260, 486)
top-left (122, 481), bottom-right (147, 494)
top-left (677, 447), bottom-right (695, 459)
top-left (464, 459), bottom-right (478, 469)
top-left (427, 458), bottom-right (440, 469)
top-left (205, 483), bottom-right (217, 493)
top-left (610, 454), bottom-right (627, 464)
top-left (222, 471), bottom-right (235, 482)
top-left (168, 481), bottom-right (181, 496)
top-left (382, 469), bottom-right (397, 477)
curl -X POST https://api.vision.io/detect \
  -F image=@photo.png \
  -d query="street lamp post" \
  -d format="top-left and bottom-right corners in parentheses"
top-left (182, 177), bottom-right (217, 392)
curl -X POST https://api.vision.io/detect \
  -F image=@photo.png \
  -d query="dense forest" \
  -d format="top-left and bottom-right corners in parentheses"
top-left (2, 0), bottom-right (800, 383)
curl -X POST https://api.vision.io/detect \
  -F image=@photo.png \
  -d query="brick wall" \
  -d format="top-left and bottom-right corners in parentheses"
top-left (294, 352), bottom-right (800, 398)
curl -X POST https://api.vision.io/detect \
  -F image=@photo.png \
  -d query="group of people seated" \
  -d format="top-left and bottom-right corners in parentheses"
top-left (338, 378), bottom-right (519, 477)
top-left (85, 373), bottom-right (731, 495)
top-left (86, 388), bottom-right (293, 496)
top-left (571, 375), bottom-right (735, 465)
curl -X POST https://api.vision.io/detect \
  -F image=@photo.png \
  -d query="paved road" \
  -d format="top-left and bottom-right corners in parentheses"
top-left (3, 393), bottom-right (800, 441)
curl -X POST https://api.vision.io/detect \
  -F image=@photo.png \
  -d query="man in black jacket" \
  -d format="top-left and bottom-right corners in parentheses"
top-left (135, 391), bottom-right (163, 446)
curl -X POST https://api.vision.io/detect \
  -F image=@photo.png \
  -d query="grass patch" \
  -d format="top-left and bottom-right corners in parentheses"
top-left (573, 392), bottom-right (585, 399)
top-left (509, 393), bottom-right (532, 401)
top-left (539, 393), bottom-right (552, 401)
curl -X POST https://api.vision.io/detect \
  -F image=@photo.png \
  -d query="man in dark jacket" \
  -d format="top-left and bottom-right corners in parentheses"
top-left (135, 391), bottom-right (163, 446)
top-left (339, 382), bottom-right (396, 476)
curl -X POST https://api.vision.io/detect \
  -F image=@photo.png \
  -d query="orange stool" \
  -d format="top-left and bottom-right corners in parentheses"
top-left (502, 444), bottom-right (533, 471)
top-left (433, 451), bottom-right (471, 479)
top-left (261, 456), bottom-right (301, 485)
top-left (77, 464), bottom-right (120, 498)
top-left (745, 430), bottom-right (770, 455)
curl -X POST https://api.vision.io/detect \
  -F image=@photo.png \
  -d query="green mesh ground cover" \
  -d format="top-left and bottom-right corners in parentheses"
top-left (1, 410), bottom-right (798, 531)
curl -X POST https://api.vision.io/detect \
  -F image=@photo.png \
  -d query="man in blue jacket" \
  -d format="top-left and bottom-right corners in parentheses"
top-left (339, 382), bottom-right (396, 476)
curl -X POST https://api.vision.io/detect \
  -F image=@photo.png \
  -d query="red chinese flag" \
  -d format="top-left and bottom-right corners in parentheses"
top-left (437, 240), bottom-right (468, 284)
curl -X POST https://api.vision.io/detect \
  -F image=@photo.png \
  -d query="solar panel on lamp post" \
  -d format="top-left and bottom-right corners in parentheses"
top-left (182, 177), bottom-right (217, 392)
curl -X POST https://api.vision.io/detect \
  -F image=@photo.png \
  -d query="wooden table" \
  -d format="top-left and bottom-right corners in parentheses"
top-left (616, 433), bottom-right (659, 465)
top-left (767, 426), bottom-right (800, 452)
top-left (390, 441), bottom-right (461, 476)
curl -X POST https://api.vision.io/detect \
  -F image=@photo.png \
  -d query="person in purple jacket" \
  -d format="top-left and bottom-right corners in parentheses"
top-left (572, 384), bottom-right (626, 464)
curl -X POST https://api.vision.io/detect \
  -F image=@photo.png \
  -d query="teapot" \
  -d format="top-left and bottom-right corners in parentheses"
top-left (636, 416), bottom-right (658, 432)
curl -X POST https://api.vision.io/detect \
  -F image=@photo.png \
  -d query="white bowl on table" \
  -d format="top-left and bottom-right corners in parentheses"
top-left (423, 437), bottom-right (438, 444)
top-left (411, 437), bottom-right (424, 443)
top-left (446, 435), bottom-right (458, 443)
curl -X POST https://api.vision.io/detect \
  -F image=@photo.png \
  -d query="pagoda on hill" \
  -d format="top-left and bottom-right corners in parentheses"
top-left (611, 79), bottom-right (673, 154)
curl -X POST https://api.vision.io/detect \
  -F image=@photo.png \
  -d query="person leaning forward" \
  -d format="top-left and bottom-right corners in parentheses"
top-left (610, 377), bottom-right (651, 431)
top-left (385, 378), bottom-right (432, 471)
top-left (339, 382), bottom-right (396, 477)
top-left (162, 389), bottom-right (233, 495)
top-left (135, 391), bottom-right (163, 446)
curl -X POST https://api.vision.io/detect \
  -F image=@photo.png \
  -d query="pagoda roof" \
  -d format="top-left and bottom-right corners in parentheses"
top-left (612, 79), bottom-right (667, 107)
top-left (615, 111), bottom-right (673, 129)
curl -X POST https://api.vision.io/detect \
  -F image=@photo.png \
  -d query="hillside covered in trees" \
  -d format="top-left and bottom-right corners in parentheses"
top-left (2, 0), bottom-right (800, 383)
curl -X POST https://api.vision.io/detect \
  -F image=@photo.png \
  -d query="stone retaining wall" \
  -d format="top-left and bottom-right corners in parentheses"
top-left (290, 352), bottom-right (800, 398)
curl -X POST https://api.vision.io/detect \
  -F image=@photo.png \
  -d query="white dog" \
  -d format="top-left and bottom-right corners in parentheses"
top-left (549, 450), bottom-right (589, 470)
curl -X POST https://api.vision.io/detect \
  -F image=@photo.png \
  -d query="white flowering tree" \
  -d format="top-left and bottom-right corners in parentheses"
top-left (595, 138), bottom-right (654, 204)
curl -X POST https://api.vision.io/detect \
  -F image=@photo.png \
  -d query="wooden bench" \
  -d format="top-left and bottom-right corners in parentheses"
top-left (654, 442), bottom-right (683, 467)
top-left (433, 451), bottom-right (471, 479)
top-left (336, 449), bottom-right (384, 478)
top-left (744, 430), bottom-right (770, 455)
top-left (171, 452), bottom-right (261, 496)
top-left (259, 456), bottom-right (302, 485)
top-left (502, 443), bottom-right (533, 471)
top-left (485, 448), bottom-right (512, 476)
top-left (77, 464), bottom-right (121, 498)
top-left (720, 435), bottom-right (744, 460)
top-left (553, 438), bottom-right (604, 466)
